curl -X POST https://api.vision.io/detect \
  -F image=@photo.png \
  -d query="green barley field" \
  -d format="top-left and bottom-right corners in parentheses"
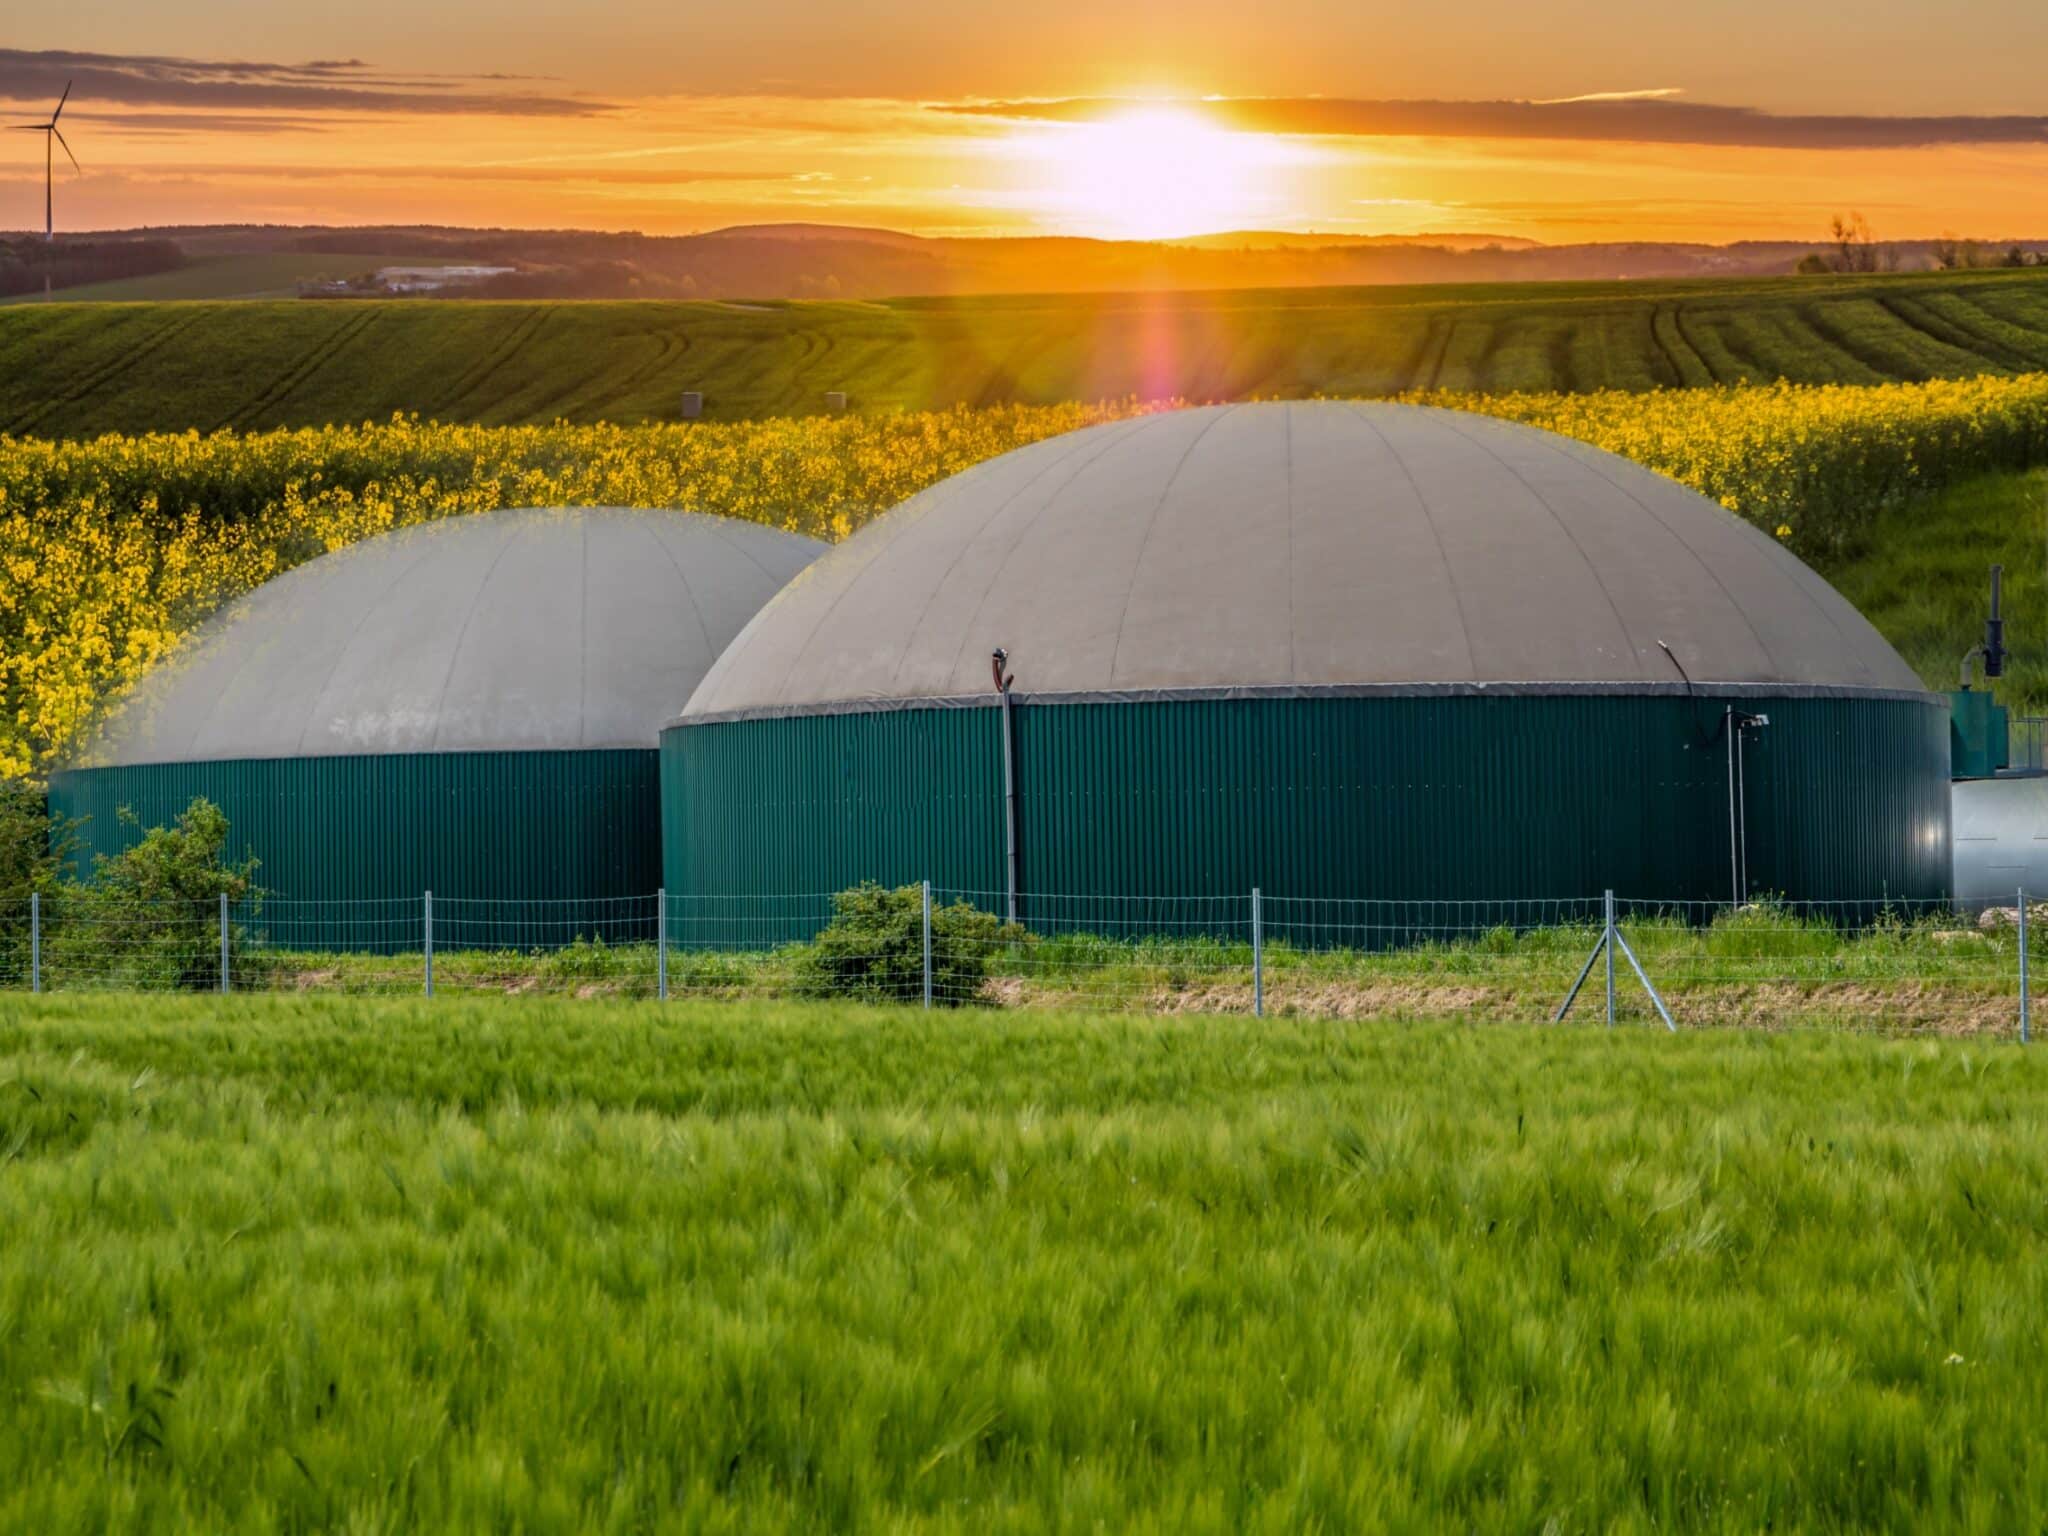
top-left (3, 994), bottom-right (2043, 1530)
top-left (7, 266), bottom-right (2048, 438)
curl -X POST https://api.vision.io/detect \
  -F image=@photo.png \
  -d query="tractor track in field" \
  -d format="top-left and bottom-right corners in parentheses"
top-left (1543, 320), bottom-right (1579, 395)
top-left (1670, 306), bottom-right (1732, 385)
top-left (598, 328), bottom-right (691, 418)
top-left (1877, 293), bottom-right (2037, 374)
top-left (222, 307), bottom-right (382, 431)
top-left (769, 323), bottom-right (836, 411)
top-left (1794, 302), bottom-right (1907, 384)
top-left (1958, 285), bottom-right (2048, 354)
top-left (1410, 315), bottom-right (1454, 392)
top-left (5, 309), bottom-right (210, 436)
top-left (437, 306), bottom-right (557, 417)
top-left (1649, 304), bottom-right (1704, 387)
top-left (1943, 293), bottom-right (2048, 366)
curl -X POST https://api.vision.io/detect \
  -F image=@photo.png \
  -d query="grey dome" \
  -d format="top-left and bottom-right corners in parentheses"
top-left (684, 402), bottom-right (1923, 719)
top-left (87, 507), bottom-right (823, 765)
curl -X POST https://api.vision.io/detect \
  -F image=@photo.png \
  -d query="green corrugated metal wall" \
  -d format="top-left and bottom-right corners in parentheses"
top-left (661, 693), bottom-right (1951, 937)
top-left (47, 749), bottom-right (660, 949)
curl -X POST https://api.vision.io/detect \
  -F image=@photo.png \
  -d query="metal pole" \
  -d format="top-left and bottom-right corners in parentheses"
top-left (999, 691), bottom-right (1020, 926)
top-left (1613, 928), bottom-right (1679, 1033)
top-left (1735, 724), bottom-right (1749, 901)
top-left (30, 891), bottom-right (40, 994)
top-left (657, 887), bottom-right (668, 1002)
top-left (1554, 928), bottom-right (1606, 1023)
top-left (1252, 887), bottom-right (1264, 1018)
top-left (424, 890), bottom-right (434, 998)
top-left (922, 880), bottom-right (933, 1009)
top-left (1726, 706), bottom-right (1740, 906)
top-left (2021, 887), bottom-right (2030, 1045)
top-left (219, 891), bottom-right (230, 995)
top-left (1604, 889), bottom-right (1616, 1028)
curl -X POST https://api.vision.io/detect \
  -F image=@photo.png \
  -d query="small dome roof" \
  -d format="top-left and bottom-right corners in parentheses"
top-left (86, 507), bottom-right (823, 765)
top-left (684, 402), bottom-right (1923, 719)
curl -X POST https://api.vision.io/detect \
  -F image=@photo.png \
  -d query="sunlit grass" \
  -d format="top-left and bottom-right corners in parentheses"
top-left (162, 900), bottom-right (2027, 1035)
top-left (1, 995), bottom-right (2043, 1528)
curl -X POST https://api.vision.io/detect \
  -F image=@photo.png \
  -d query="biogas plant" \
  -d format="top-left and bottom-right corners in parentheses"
top-left (50, 402), bottom-right (2036, 935)
top-left (49, 507), bottom-right (822, 944)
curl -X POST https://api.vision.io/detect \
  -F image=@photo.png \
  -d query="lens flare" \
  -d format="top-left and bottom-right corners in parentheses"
top-left (1007, 105), bottom-right (1304, 239)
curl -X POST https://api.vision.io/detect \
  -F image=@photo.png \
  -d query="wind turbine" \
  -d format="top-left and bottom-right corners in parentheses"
top-left (12, 82), bottom-right (79, 242)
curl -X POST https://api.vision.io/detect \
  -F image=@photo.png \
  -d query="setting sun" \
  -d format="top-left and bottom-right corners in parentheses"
top-left (1006, 105), bottom-right (1304, 239)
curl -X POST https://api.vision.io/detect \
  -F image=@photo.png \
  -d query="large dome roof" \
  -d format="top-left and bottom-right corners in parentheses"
top-left (684, 402), bottom-right (1923, 719)
top-left (86, 507), bottom-right (822, 765)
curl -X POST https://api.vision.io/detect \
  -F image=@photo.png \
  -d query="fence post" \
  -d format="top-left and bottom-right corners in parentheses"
top-left (1604, 889), bottom-right (1616, 1028)
top-left (424, 890), bottom-right (434, 998)
top-left (921, 880), bottom-right (933, 1009)
top-left (1252, 887), bottom-right (1264, 1019)
top-left (30, 891), bottom-right (40, 994)
top-left (657, 887), bottom-right (669, 1002)
top-left (2021, 887), bottom-right (2030, 1045)
top-left (219, 891), bottom-right (230, 995)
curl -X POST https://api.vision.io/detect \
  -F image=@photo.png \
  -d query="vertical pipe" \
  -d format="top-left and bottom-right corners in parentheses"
top-left (999, 691), bottom-right (1020, 926)
top-left (1734, 723), bottom-right (1749, 901)
top-left (30, 891), bottom-right (40, 994)
top-left (1987, 564), bottom-right (2006, 677)
top-left (1604, 888), bottom-right (1616, 1028)
top-left (922, 879), bottom-right (933, 1010)
top-left (424, 890), bottom-right (434, 998)
top-left (1725, 707), bottom-right (1740, 907)
top-left (219, 891), bottom-right (230, 995)
top-left (2021, 887), bottom-right (2031, 1045)
top-left (1252, 887), bottom-right (1264, 1019)
top-left (657, 887), bottom-right (668, 1002)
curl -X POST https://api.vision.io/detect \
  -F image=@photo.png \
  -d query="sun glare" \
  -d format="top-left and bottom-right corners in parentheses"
top-left (1015, 106), bottom-right (1297, 240)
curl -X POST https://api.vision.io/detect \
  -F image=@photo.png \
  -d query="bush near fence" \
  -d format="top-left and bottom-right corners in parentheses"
top-left (8, 881), bottom-right (2047, 1035)
top-left (31, 798), bottom-right (259, 991)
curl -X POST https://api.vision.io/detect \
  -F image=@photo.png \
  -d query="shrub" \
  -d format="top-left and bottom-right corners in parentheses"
top-left (795, 883), bottom-right (1019, 1007)
top-left (46, 798), bottom-right (261, 991)
top-left (0, 780), bottom-right (68, 980)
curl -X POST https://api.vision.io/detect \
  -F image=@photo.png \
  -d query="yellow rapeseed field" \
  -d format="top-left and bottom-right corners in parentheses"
top-left (6, 377), bottom-right (2048, 777)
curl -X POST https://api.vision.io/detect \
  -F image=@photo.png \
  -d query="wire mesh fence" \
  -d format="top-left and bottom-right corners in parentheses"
top-left (0, 886), bottom-right (2041, 1036)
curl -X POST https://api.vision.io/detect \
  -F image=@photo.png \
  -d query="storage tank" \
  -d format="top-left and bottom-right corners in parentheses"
top-left (661, 403), bottom-right (1950, 929)
top-left (1953, 776), bottom-right (2048, 909)
top-left (49, 507), bottom-right (823, 945)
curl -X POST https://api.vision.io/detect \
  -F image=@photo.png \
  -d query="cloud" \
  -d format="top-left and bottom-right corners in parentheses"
top-left (70, 111), bottom-right (347, 135)
top-left (0, 48), bottom-right (609, 118)
top-left (942, 96), bottom-right (2048, 150)
top-left (1533, 88), bottom-right (1686, 105)
top-left (109, 162), bottom-right (802, 186)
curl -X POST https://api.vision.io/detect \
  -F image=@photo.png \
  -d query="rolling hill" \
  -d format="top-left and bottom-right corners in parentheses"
top-left (4, 267), bottom-right (2048, 439)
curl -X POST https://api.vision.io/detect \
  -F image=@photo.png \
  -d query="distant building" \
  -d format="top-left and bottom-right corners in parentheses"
top-left (373, 265), bottom-right (517, 293)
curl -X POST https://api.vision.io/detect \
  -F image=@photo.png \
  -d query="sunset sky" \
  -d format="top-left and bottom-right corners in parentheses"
top-left (7, 3), bottom-right (2048, 242)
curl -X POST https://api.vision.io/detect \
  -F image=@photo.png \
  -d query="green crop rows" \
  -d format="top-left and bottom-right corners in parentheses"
top-left (5, 268), bottom-right (2048, 439)
top-left (2, 994), bottom-right (2043, 1530)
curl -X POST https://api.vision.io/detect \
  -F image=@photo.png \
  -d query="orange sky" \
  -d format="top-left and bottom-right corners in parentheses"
top-left (6, 8), bottom-right (2048, 243)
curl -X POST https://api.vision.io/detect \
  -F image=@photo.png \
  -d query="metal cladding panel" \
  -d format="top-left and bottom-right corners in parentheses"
top-left (1954, 776), bottom-right (2048, 907)
top-left (661, 693), bottom-right (1951, 937)
top-left (47, 749), bottom-right (660, 948)
top-left (661, 707), bottom-right (1006, 899)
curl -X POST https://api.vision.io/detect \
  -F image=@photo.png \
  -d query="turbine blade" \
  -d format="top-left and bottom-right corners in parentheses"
top-left (52, 80), bottom-right (72, 123)
top-left (53, 128), bottom-right (80, 173)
